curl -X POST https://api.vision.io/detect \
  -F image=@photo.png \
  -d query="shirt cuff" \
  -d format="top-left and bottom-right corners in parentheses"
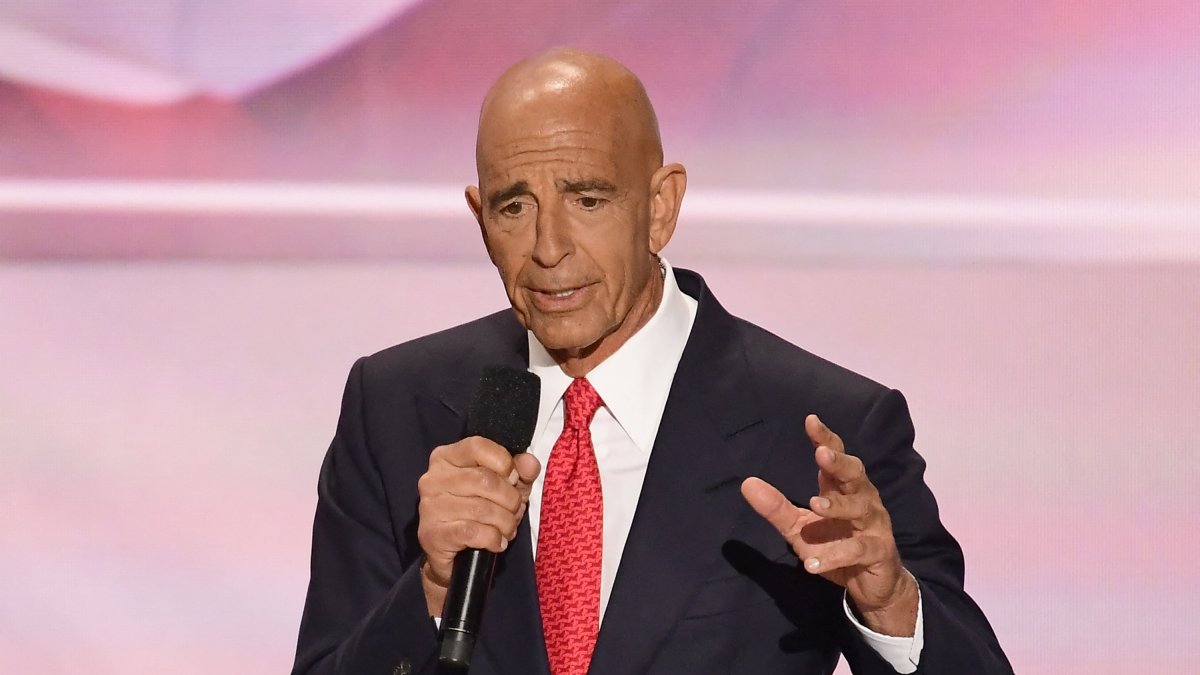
top-left (842, 581), bottom-right (924, 674)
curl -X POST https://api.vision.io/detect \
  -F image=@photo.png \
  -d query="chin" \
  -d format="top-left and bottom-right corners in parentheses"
top-left (530, 319), bottom-right (604, 355)
top-left (535, 331), bottom-right (597, 354)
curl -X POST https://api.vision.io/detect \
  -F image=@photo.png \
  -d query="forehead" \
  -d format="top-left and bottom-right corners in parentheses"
top-left (477, 100), bottom-right (634, 184)
top-left (484, 132), bottom-right (619, 182)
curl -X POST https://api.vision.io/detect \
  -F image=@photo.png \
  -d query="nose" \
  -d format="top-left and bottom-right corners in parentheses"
top-left (531, 200), bottom-right (573, 268)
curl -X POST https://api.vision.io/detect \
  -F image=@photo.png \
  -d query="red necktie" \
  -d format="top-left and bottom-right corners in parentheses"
top-left (537, 377), bottom-right (604, 675)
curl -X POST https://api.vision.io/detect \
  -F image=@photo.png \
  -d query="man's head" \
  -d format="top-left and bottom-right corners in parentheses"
top-left (466, 49), bottom-right (686, 377)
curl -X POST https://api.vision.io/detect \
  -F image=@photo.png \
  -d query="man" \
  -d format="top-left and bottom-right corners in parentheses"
top-left (293, 49), bottom-right (1011, 674)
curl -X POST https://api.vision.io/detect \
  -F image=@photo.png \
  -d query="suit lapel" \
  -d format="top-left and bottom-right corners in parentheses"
top-left (588, 273), bottom-right (776, 675)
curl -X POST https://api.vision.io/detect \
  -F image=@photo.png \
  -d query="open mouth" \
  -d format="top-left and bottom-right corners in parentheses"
top-left (529, 283), bottom-right (594, 309)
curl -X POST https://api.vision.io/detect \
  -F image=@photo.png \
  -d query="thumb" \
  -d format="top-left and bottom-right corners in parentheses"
top-left (514, 452), bottom-right (541, 492)
top-left (741, 476), bottom-right (812, 539)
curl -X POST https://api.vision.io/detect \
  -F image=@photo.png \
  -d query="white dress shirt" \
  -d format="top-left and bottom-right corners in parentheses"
top-left (524, 259), bottom-right (923, 673)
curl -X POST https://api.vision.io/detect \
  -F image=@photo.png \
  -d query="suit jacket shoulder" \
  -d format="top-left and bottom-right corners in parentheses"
top-left (735, 316), bottom-right (886, 406)
top-left (359, 309), bottom-right (525, 391)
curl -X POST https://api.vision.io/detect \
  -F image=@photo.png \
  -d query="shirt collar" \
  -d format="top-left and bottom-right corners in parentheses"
top-left (528, 258), bottom-right (698, 454)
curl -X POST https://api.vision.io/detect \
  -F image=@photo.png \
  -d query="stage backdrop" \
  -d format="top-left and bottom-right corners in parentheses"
top-left (2, 2), bottom-right (1198, 673)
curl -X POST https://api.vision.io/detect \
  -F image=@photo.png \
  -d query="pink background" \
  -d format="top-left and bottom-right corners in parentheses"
top-left (2, 2), bottom-right (1199, 673)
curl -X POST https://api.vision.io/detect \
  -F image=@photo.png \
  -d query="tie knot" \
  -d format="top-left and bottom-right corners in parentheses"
top-left (563, 378), bottom-right (603, 431)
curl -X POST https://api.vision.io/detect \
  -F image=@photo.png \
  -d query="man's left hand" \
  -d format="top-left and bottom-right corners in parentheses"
top-left (741, 414), bottom-right (919, 637)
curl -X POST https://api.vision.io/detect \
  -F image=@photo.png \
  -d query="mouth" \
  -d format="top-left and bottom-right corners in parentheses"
top-left (528, 283), bottom-right (595, 310)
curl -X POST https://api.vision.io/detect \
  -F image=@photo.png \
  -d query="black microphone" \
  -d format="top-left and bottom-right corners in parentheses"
top-left (438, 366), bottom-right (540, 670)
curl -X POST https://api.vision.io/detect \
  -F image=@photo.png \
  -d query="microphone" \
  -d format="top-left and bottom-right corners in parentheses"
top-left (438, 366), bottom-right (540, 670)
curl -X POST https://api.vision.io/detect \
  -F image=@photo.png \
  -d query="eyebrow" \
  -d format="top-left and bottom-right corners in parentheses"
top-left (487, 181), bottom-right (530, 210)
top-left (559, 179), bottom-right (618, 194)
top-left (487, 178), bottom-right (619, 210)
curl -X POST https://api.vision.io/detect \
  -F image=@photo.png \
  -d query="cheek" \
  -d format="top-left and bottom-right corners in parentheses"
top-left (488, 254), bottom-right (523, 308)
top-left (486, 230), bottom-right (529, 284)
top-left (501, 265), bottom-right (527, 306)
top-left (610, 242), bottom-right (652, 300)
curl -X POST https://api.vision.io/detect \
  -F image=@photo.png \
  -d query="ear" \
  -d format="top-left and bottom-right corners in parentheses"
top-left (465, 185), bottom-right (497, 265)
top-left (647, 163), bottom-right (687, 255)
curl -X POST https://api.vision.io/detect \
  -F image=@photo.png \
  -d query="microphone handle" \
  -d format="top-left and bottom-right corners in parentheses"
top-left (438, 548), bottom-right (498, 669)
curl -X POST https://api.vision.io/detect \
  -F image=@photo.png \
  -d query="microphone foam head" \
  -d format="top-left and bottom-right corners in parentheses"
top-left (465, 366), bottom-right (541, 455)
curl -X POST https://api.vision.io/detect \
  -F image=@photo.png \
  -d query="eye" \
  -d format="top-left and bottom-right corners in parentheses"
top-left (577, 196), bottom-right (605, 210)
top-left (500, 201), bottom-right (528, 217)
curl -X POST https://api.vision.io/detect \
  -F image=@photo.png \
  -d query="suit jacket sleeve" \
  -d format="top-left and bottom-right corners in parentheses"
top-left (291, 357), bottom-right (439, 675)
top-left (838, 388), bottom-right (1012, 675)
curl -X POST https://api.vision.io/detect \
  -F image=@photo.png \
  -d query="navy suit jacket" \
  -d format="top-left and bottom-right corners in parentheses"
top-left (292, 269), bottom-right (1012, 674)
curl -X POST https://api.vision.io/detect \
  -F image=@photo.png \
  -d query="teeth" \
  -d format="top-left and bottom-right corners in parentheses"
top-left (551, 288), bottom-right (576, 298)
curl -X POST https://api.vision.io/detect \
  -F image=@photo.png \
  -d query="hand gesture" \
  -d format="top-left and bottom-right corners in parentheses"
top-left (741, 414), bottom-right (918, 636)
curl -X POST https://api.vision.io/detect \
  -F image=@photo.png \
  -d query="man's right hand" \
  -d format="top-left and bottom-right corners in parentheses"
top-left (416, 437), bottom-right (541, 616)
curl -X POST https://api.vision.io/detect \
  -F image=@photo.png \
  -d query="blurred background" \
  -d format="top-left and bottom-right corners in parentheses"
top-left (2, 1), bottom-right (1198, 673)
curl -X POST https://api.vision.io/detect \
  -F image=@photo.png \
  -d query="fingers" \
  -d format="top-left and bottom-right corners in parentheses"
top-left (423, 494), bottom-right (523, 540)
top-left (742, 476), bottom-right (869, 573)
top-left (417, 437), bottom-right (529, 580)
top-left (809, 491), bottom-right (873, 526)
top-left (805, 414), bottom-right (844, 453)
top-left (743, 475), bottom-right (896, 582)
top-left (805, 415), bottom-right (881, 528)
top-left (807, 414), bottom-right (870, 494)
top-left (799, 534), bottom-right (891, 575)
top-left (426, 437), bottom-right (522, 504)
top-left (440, 436), bottom-right (519, 477)
top-left (816, 446), bottom-right (868, 493)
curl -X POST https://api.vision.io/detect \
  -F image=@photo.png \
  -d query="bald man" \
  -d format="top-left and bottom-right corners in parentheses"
top-left (293, 50), bottom-right (1011, 675)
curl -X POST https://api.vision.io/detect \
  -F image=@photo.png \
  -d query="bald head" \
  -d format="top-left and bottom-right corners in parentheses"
top-left (476, 48), bottom-right (663, 174)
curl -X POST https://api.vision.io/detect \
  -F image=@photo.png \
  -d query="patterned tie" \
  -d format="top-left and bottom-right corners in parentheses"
top-left (537, 377), bottom-right (604, 675)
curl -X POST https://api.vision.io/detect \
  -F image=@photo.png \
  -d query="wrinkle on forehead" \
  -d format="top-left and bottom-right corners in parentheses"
top-left (492, 130), bottom-right (610, 162)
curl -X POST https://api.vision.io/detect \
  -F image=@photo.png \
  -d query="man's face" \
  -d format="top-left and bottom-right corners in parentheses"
top-left (469, 101), bottom-right (661, 359)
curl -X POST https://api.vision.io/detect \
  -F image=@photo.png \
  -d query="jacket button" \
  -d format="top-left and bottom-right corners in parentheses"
top-left (392, 659), bottom-right (412, 675)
